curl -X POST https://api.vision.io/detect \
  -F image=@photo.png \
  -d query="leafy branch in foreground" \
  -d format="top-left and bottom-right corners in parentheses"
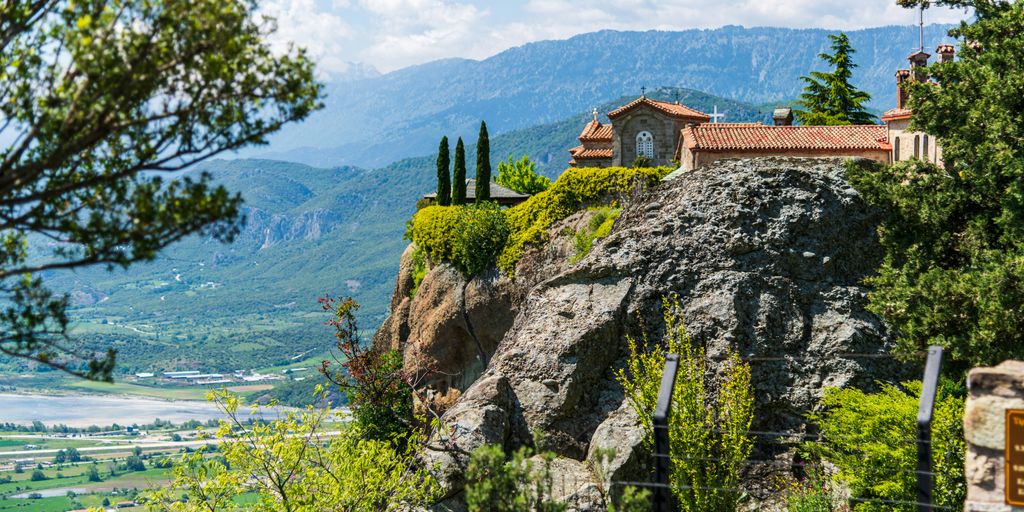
top-left (0, 0), bottom-right (323, 379)
top-left (146, 388), bottom-right (440, 511)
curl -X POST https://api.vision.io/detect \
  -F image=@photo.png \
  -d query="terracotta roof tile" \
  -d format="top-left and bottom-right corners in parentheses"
top-left (579, 120), bottom-right (613, 141)
top-left (573, 148), bottom-right (613, 159)
top-left (684, 124), bottom-right (888, 152)
top-left (881, 108), bottom-right (913, 121)
top-left (608, 97), bottom-right (710, 121)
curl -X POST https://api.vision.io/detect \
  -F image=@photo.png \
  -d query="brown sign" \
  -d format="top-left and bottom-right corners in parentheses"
top-left (1007, 409), bottom-right (1024, 505)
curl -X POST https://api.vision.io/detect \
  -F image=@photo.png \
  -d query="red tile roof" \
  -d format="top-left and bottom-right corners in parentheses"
top-left (608, 97), bottom-right (710, 121)
top-left (579, 119), bottom-right (613, 141)
top-left (881, 108), bottom-right (913, 121)
top-left (574, 148), bottom-right (613, 159)
top-left (683, 124), bottom-right (889, 152)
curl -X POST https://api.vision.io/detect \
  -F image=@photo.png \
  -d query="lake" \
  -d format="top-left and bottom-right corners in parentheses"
top-left (0, 392), bottom-right (283, 427)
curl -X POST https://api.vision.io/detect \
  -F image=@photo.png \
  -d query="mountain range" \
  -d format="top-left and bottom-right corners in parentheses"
top-left (251, 24), bottom-right (954, 169)
top-left (40, 88), bottom-right (771, 374)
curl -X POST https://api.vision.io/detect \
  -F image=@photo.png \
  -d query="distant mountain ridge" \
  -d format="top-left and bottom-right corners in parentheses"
top-left (254, 24), bottom-right (955, 169)
top-left (41, 88), bottom-right (770, 374)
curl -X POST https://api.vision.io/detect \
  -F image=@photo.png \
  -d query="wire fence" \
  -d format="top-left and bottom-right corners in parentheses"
top-left (601, 346), bottom-right (947, 512)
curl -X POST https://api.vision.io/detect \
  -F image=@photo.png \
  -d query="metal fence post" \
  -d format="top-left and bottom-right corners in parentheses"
top-left (916, 345), bottom-right (943, 512)
top-left (653, 353), bottom-right (680, 512)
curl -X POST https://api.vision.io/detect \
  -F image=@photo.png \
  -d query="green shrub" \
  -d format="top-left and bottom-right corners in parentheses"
top-left (408, 247), bottom-right (428, 298)
top-left (29, 469), bottom-right (46, 481)
top-left (407, 203), bottom-right (509, 276)
top-left (782, 466), bottom-right (837, 512)
top-left (500, 166), bottom-right (670, 275)
top-left (616, 296), bottom-right (754, 512)
top-left (810, 380), bottom-right (965, 512)
top-left (495, 155), bottom-right (551, 195)
top-left (571, 207), bottom-right (620, 263)
top-left (465, 444), bottom-right (566, 512)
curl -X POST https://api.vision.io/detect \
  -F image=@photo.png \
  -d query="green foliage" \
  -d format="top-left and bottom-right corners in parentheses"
top-left (476, 121), bottom-right (492, 202)
top-left (408, 247), bottom-right (428, 299)
top-left (571, 207), bottom-right (620, 263)
top-left (86, 464), bottom-right (101, 482)
top-left (453, 138), bottom-right (468, 205)
top-left (809, 380), bottom-right (965, 512)
top-left (125, 455), bottom-right (146, 472)
top-left (0, 0), bottom-right (322, 379)
top-left (782, 466), bottom-right (837, 512)
top-left (320, 297), bottom-right (414, 443)
top-left (437, 136), bottom-right (452, 206)
top-left (848, 1), bottom-right (1024, 366)
top-left (30, 469), bottom-right (46, 481)
top-left (631, 155), bottom-right (651, 168)
top-left (495, 155), bottom-right (551, 195)
top-left (794, 32), bottom-right (875, 125)
top-left (146, 389), bottom-right (440, 511)
top-left (407, 203), bottom-right (510, 276)
top-left (500, 166), bottom-right (670, 275)
top-left (616, 296), bottom-right (754, 512)
top-left (465, 444), bottom-right (566, 512)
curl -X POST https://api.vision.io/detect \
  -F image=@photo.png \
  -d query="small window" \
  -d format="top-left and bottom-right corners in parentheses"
top-left (894, 136), bottom-right (900, 161)
top-left (636, 131), bottom-right (654, 159)
top-left (914, 135), bottom-right (920, 159)
top-left (923, 135), bottom-right (930, 162)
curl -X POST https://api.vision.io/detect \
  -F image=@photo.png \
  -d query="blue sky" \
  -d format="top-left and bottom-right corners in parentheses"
top-left (258, 0), bottom-right (973, 77)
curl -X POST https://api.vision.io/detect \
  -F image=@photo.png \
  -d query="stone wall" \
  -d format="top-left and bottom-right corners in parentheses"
top-left (964, 361), bottom-right (1024, 511)
top-left (611, 105), bottom-right (683, 167)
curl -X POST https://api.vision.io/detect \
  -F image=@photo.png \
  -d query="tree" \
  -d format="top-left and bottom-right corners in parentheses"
top-left (475, 121), bottom-right (491, 203)
top-left (495, 155), bottom-right (550, 195)
top-left (66, 448), bottom-right (81, 463)
top-left (146, 389), bottom-right (440, 511)
top-left (0, 0), bottom-right (322, 379)
top-left (125, 455), bottom-right (146, 472)
top-left (848, 0), bottom-right (1024, 366)
top-left (54, 449), bottom-right (66, 464)
top-left (436, 137), bottom-right (452, 206)
top-left (86, 464), bottom-right (102, 482)
top-left (318, 296), bottom-right (415, 442)
top-left (793, 32), bottom-right (876, 125)
top-left (452, 138), bottom-right (467, 205)
top-left (30, 469), bottom-right (46, 481)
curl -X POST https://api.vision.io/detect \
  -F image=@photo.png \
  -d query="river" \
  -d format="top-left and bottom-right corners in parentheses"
top-left (0, 392), bottom-right (283, 427)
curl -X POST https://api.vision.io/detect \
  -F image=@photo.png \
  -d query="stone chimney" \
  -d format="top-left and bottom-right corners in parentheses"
top-left (936, 44), bottom-right (955, 63)
top-left (772, 107), bottom-right (793, 126)
top-left (895, 69), bottom-right (911, 110)
top-left (909, 50), bottom-right (930, 82)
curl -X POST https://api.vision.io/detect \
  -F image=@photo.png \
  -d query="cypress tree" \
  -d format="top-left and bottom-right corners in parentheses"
top-left (436, 136), bottom-right (451, 206)
top-left (475, 121), bottom-right (491, 202)
top-left (452, 137), bottom-right (467, 205)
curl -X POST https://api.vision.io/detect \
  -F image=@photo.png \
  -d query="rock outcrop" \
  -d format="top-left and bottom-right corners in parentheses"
top-left (374, 157), bottom-right (906, 510)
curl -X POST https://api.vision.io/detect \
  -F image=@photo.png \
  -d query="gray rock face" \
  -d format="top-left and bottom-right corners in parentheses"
top-left (239, 207), bottom-right (342, 249)
top-left (388, 158), bottom-right (904, 510)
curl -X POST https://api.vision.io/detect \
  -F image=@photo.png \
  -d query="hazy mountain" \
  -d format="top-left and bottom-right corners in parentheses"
top-left (252, 24), bottom-right (954, 169)
top-left (44, 89), bottom-right (770, 373)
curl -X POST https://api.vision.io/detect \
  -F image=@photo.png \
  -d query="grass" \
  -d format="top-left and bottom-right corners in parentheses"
top-left (63, 380), bottom-right (210, 401)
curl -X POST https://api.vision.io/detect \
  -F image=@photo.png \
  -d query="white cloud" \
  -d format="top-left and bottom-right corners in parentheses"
top-left (260, 0), bottom-right (355, 77)
top-left (261, 0), bottom-right (974, 76)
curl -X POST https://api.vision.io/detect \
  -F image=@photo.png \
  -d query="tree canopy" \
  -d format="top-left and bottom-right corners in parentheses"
top-left (452, 138), bottom-right (467, 205)
top-left (794, 32), bottom-right (876, 126)
top-left (0, 0), bottom-right (322, 379)
top-left (849, 0), bottom-right (1024, 366)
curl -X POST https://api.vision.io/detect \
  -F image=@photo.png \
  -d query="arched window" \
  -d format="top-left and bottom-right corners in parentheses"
top-left (914, 135), bottom-right (920, 159)
top-left (636, 131), bottom-right (654, 159)
top-left (923, 135), bottom-right (930, 162)
top-left (894, 136), bottom-right (901, 161)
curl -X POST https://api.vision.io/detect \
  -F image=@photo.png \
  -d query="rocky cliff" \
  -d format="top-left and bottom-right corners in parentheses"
top-left (373, 157), bottom-right (906, 510)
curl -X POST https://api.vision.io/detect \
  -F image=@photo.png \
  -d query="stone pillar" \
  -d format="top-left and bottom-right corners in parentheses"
top-left (965, 361), bottom-right (1024, 511)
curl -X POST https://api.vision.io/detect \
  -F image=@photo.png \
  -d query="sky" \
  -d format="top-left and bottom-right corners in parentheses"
top-left (259, 0), bottom-right (974, 77)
